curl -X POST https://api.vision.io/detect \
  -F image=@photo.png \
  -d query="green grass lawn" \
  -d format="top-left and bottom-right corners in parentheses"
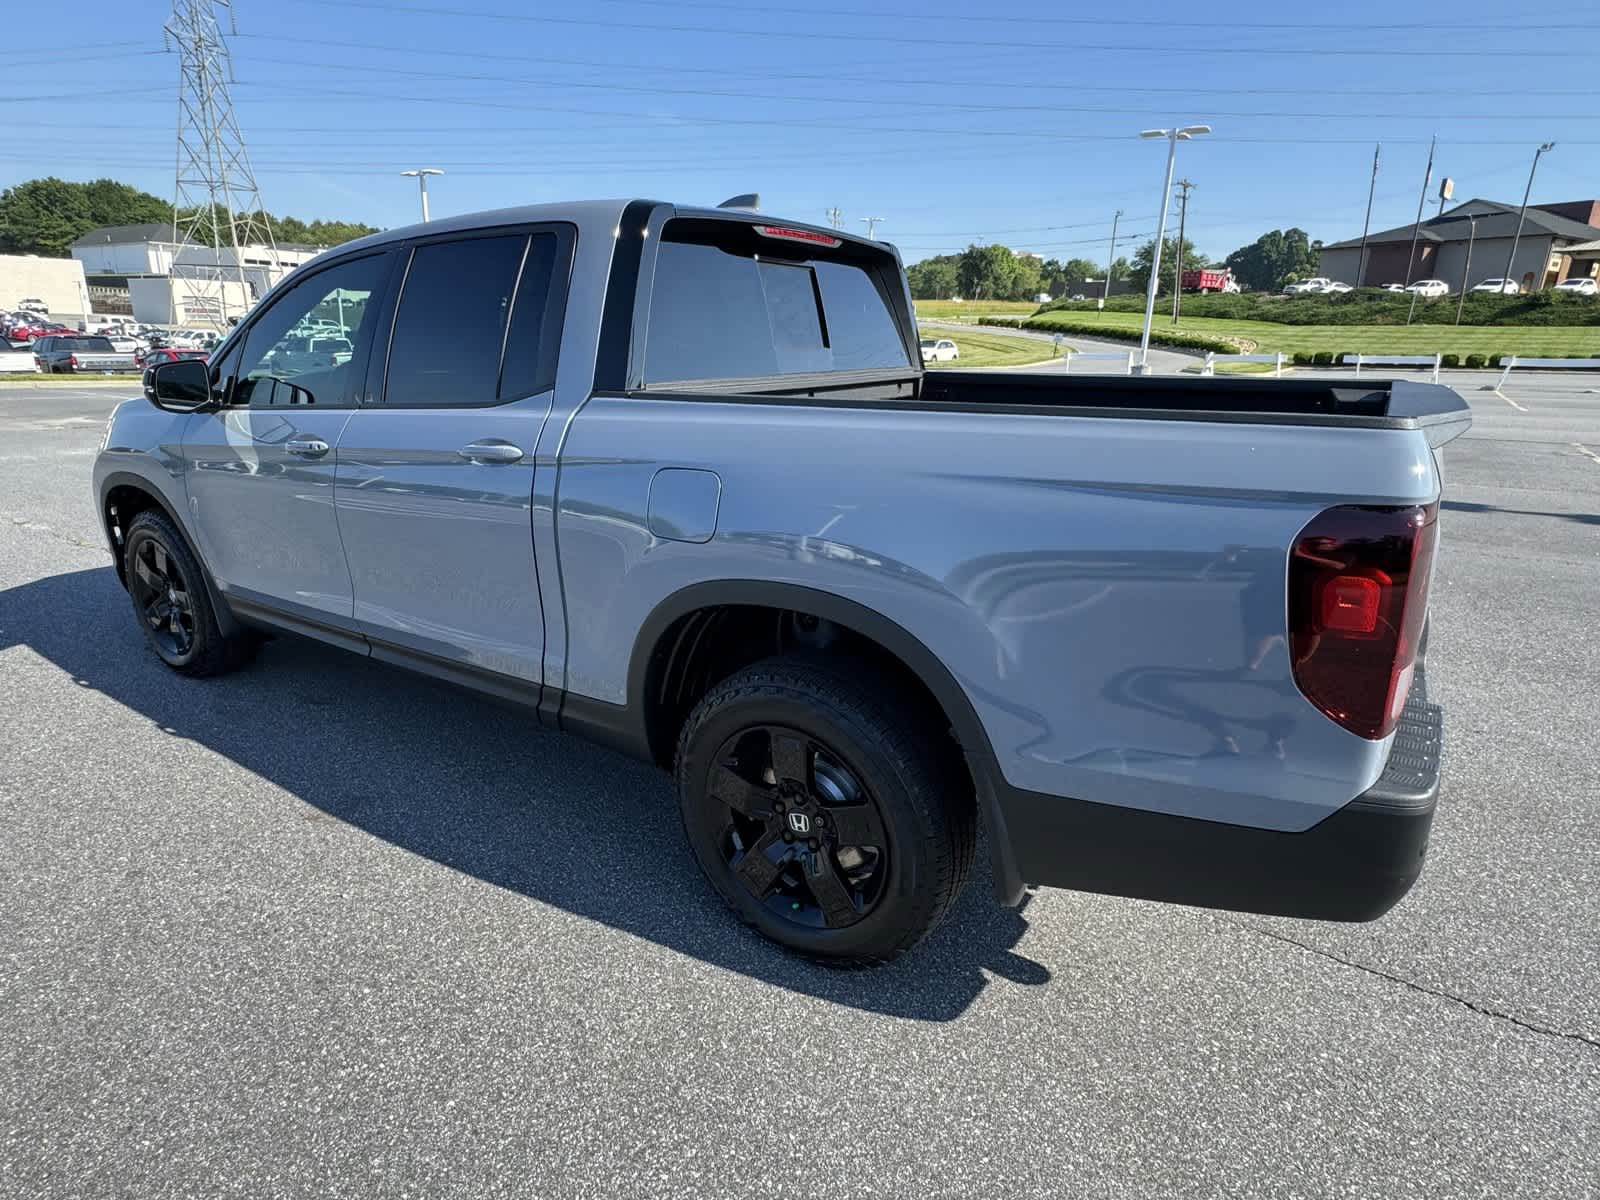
top-left (920, 327), bottom-right (1060, 369)
top-left (1024, 310), bottom-right (1600, 358)
top-left (914, 299), bottom-right (1040, 322)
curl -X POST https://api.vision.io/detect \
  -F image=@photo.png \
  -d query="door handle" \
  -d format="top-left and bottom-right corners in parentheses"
top-left (458, 440), bottom-right (524, 464)
top-left (285, 436), bottom-right (330, 458)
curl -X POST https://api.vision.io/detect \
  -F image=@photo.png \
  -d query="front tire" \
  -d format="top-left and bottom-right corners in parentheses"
top-left (675, 659), bottom-right (975, 964)
top-left (123, 510), bottom-right (256, 676)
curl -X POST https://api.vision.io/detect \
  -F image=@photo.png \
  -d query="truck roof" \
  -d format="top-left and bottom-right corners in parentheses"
top-left (330, 199), bottom-right (890, 260)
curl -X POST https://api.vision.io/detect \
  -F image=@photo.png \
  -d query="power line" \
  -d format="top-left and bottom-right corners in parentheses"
top-left (272, 0), bottom-right (1597, 56)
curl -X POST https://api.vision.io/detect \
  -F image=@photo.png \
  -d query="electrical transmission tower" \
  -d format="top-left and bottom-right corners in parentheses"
top-left (826, 207), bottom-right (843, 230)
top-left (165, 0), bottom-right (280, 326)
top-left (861, 216), bottom-right (885, 240)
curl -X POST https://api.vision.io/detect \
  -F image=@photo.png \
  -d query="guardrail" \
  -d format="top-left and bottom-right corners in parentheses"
top-left (1061, 349), bottom-right (1135, 375)
top-left (1340, 353), bottom-right (1441, 384)
top-left (1495, 356), bottom-right (1600, 389)
top-left (1202, 352), bottom-right (1286, 377)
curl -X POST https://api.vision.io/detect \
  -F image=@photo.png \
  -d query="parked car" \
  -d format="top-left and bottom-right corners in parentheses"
top-left (31, 334), bottom-right (141, 374)
top-left (1283, 277), bottom-right (1332, 294)
top-left (7, 322), bottom-right (75, 344)
top-left (1553, 277), bottom-right (1599, 296)
top-left (919, 337), bottom-right (959, 363)
top-left (104, 199), bottom-right (1470, 963)
top-left (1406, 279), bottom-right (1450, 298)
top-left (1381, 283), bottom-right (1407, 293)
top-left (1322, 282), bottom-right (1354, 294)
top-left (1470, 278), bottom-right (1521, 295)
top-left (138, 347), bottom-right (210, 367)
top-left (14, 297), bottom-right (49, 315)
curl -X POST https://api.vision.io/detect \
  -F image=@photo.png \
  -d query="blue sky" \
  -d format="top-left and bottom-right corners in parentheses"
top-left (6, 0), bottom-right (1599, 265)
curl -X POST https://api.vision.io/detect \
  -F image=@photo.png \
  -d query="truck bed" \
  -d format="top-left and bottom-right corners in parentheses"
top-left (918, 372), bottom-right (1471, 444)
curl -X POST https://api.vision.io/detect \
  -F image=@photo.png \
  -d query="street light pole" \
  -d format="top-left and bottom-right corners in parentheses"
top-left (1502, 142), bottom-right (1555, 294)
top-left (400, 168), bottom-right (443, 221)
top-left (1102, 209), bottom-right (1122, 309)
top-left (1136, 125), bottom-right (1209, 374)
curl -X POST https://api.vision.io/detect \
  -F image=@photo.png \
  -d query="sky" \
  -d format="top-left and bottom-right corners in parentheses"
top-left (5, 0), bottom-right (1599, 266)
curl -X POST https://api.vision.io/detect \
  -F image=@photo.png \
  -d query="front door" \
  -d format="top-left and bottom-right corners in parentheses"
top-left (334, 228), bottom-right (570, 688)
top-left (183, 252), bottom-right (391, 624)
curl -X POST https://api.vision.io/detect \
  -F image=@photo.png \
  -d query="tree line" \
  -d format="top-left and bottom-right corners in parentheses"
top-left (906, 227), bottom-right (1323, 300)
top-left (0, 177), bottom-right (379, 258)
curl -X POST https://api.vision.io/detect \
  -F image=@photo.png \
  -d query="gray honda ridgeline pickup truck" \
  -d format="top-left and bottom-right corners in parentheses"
top-left (96, 199), bottom-right (1470, 963)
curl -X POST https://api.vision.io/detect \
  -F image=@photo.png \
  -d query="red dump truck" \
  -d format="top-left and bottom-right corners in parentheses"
top-left (1182, 268), bottom-right (1239, 293)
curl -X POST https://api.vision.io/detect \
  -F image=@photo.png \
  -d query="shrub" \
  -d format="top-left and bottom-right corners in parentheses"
top-left (1019, 315), bottom-right (1235, 354)
top-left (978, 317), bottom-right (1023, 328)
top-left (1292, 351), bottom-right (1314, 365)
top-left (1464, 353), bottom-right (1487, 369)
top-left (1440, 353), bottom-right (1460, 369)
top-left (1312, 351), bottom-right (1334, 366)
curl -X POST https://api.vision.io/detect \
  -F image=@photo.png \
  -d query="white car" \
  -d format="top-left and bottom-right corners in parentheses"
top-left (15, 298), bottom-right (49, 315)
top-left (1283, 277), bottom-right (1332, 294)
top-left (1381, 283), bottom-right (1406, 293)
top-left (1406, 279), bottom-right (1450, 298)
top-left (1471, 278), bottom-right (1521, 295)
top-left (1554, 277), bottom-right (1599, 296)
top-left (1322, 281), bottom-right (1354, 294)
top-left (919, 337), bottom-right (959, 363)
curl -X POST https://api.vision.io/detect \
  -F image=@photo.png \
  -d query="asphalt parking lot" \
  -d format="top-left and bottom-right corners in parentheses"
top-left (1, 376), bottom-right (1596, 1198)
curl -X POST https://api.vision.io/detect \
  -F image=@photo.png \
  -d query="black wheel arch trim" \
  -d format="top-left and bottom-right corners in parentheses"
top-left (620, 579), bottom-right (1026, 905)
top-left (98, 470), bottom-right (243, 639)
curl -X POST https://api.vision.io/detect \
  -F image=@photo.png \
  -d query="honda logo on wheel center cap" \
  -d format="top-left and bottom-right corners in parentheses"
top-left (787, 811), bottom-right (811, 834)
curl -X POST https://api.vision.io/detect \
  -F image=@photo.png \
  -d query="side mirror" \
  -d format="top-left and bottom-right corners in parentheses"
top-left (143, 358), bottom-right (214, 413)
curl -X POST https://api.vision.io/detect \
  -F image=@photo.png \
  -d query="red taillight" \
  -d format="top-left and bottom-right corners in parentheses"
top-left (68, 354), bottom-right (79, 368)
top-left (1289, 503), bottom-right (1437, 740)
top-left (754, 224), bottom-right (841, 248)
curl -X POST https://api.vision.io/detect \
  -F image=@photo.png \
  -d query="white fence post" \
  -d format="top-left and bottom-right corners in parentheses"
top-left (1202, 352), bottom-right (1216, 376)
top-left (1430, 353), bottom-right (1441, 385)
top-left (1497, 356), bottom-right (1519, 389)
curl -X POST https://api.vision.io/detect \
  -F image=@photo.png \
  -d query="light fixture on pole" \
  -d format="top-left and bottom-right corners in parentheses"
top-left (1135, 125), bottom-right (1210, 374)
top-left (400, 168), bottom-right (443, 222)
top-left (1502, 142), bottom-right (1555, 294)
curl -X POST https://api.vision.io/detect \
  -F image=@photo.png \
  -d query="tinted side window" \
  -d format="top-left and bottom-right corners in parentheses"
top-left (497, 234), bottom-right (561, 399)
top-left (384, 235), bottom-right (526, 407)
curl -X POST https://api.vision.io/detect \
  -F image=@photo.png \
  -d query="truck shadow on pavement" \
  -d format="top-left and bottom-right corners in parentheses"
top-left (2, 566), bottom-right (1049, 1021)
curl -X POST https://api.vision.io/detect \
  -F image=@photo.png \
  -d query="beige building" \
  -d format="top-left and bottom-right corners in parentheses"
top-left (0, 254), bottom-right (91, 320)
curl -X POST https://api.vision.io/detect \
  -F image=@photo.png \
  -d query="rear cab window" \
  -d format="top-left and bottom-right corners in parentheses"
top-left (641, 218), bottom-right (915, 389)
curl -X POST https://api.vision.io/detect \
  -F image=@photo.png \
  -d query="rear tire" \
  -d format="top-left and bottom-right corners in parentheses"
top-left (123, 510), bottom-right (257, 676)
top-left (675, 658), bottom-right (975, 965)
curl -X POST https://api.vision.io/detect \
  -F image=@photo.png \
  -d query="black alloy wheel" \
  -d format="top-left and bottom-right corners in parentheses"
top-left (128, 536), bottom-right (196, 659)
top-left (676, 659), bottom-right (975, 964)
top-left (709, 724), bottom-right (890, 931)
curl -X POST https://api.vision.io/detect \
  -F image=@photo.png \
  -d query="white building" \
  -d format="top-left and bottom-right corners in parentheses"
top-left (71, 223), bottom-right (323, 327)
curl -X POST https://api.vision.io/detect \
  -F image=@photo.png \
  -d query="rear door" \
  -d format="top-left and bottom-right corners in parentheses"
top-left (333, 225), bottom-right (573, 692)
top-left (183, 251), bottom-right (393, 626)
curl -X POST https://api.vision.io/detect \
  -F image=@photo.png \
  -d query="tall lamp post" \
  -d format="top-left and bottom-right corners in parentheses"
top-left (400, 168), bottom-right (443, 222)
top-left (1503, 142), bottom-right (1555, 294)
top-left (1136, 125), bottom-right (1210, 374)
top-left (1101, 209), bottom-right (1122, 309)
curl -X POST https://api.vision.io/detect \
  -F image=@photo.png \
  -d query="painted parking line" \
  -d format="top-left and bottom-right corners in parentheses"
top-left (1573, 442), bottom-right (1600, 466)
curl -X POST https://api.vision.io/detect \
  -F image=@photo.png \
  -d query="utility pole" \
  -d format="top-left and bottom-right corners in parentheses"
top-left (401, 168), bottom-right (443, 222)
top-left (1503, 142), bottom-right (1556, 294)
top-left (861, 216), bottom-right (885, 240)
top-left (825, 207), bottom-right (842, 230)
top-left (1404, 134), bottom-right (1437, 326)
top-left (165, 0), bottom-right (281, 328)
top-left (1357, 143), bottom-right (1379, 287)
top-left (1102, 209), bottom-right (1122, 309)
top-left (1137, 124), bottom-right (1210, 372)
top-left (1171, 179), bottom-right (1193, 324)
top-left (1456, 216), bottom-right (1478, 325)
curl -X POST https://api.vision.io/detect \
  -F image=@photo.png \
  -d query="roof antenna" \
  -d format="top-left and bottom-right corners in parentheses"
top-left (717, 193), bottom-right (761, 212)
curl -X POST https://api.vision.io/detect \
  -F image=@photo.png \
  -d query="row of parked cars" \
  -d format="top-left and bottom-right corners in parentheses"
top-left (1284, 276), bottom-right (1599, 297)
top-left (3, 307), bottom-right (221, 373)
